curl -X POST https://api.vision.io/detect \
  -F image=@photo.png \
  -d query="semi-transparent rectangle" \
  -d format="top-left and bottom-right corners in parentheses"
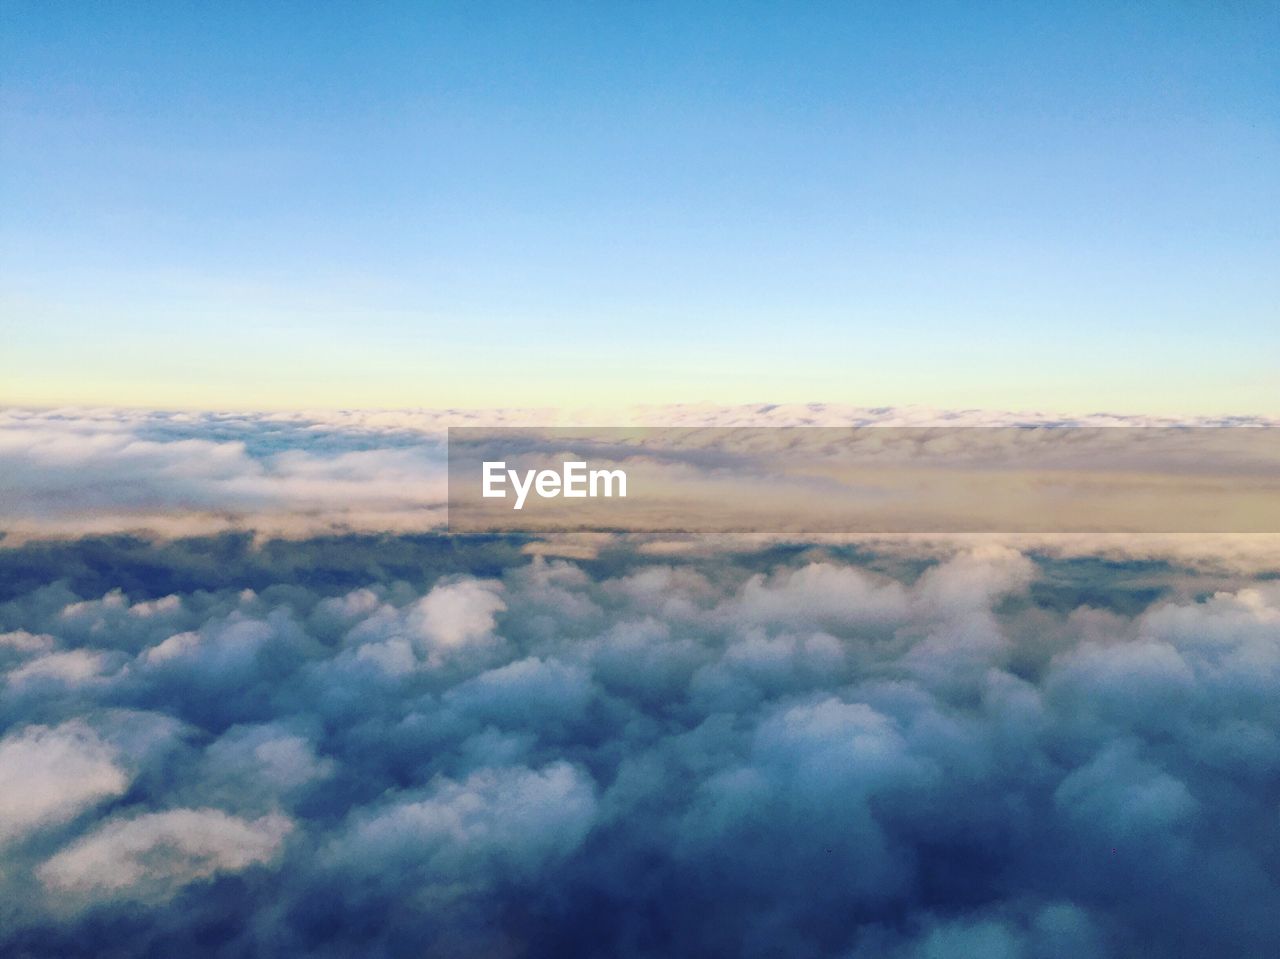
top-left (448, 427), bottom-right (1280, 533)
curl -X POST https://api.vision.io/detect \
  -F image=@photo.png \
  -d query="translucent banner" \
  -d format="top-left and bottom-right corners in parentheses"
top-left (447, 427), bottom-right (1280, 533)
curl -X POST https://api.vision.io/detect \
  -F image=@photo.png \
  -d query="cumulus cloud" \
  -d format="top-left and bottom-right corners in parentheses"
top-left (0, 721), bottom-right (129, 846)
top-left (325, 762), bottom-right (596, 892)
top-left (192, 724), bottom-right (335, 813)
top-left (38, 808), bottom-right (292, 906)
top-left (410, 578), bottom-right (507, 652)
top-left (6, 648), bottom-right (110, 686)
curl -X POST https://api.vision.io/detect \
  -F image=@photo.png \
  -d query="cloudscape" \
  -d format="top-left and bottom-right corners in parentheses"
top-left (3, 407), bottom-right (1280, 957)
top-left (2, 523), bottom-right (1279, 957)
top-left (3, 3), bottom-right (1278, 958)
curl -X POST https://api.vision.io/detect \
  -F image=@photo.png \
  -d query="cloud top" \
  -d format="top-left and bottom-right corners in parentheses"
top-left (2, 534), bottom-right (1279, 956)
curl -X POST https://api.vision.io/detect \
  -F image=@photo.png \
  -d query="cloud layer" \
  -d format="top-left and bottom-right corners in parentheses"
top-left (2, 531), bottom-right (1278, 957)
top-left (5, 406), bottom-right (1276, 540)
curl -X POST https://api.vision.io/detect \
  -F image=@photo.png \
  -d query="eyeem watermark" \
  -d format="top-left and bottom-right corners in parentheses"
top-left (482, 461), bottom-right (628, 510)
top-left (449, 427), bottom-right (1280, 532)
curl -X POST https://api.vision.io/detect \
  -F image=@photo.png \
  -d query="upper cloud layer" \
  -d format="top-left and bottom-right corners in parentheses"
top-left (5, 406), bottom-right (1277, 543)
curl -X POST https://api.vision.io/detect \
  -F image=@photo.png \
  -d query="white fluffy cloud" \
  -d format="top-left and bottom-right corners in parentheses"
top-left (410, 579), bottom-right (506, 651)
top-left (0, 721), bottom-right (129, 846)
top-left (38, 808), bottom-right (293, 906)
top-left (326, 762), bottom-right (596, 894)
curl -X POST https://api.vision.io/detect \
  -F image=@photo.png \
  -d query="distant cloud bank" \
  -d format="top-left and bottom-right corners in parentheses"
top-left (3, 405), bottom-right (1276, 542)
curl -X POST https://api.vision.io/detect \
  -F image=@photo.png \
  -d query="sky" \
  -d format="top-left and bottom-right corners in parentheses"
top-left (2, 1), bottom-right (1277, 414)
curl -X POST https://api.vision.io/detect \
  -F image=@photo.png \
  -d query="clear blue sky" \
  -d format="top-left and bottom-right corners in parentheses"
top-left (2, 1), bottom-right (1277, 412)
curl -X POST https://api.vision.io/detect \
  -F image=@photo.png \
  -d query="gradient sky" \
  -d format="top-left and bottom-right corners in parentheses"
top-left (2, 1), bottom-right (1277, 413)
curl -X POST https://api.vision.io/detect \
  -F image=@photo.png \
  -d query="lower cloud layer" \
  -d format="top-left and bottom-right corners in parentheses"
top-left (1, 533), bottom-right (1278, 957)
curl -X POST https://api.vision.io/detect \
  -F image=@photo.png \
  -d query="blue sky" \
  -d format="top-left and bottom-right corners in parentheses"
top-left (2, 1), bottom-right (1277, 412)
